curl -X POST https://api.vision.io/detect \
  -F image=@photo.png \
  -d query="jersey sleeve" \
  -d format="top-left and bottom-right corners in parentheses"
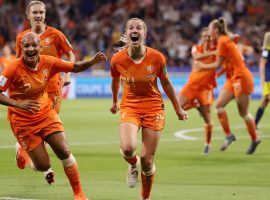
top-left (57, 31), bottom-right (73, 54)
top-left (0, 64), bottom-right (16, 92)
top-left (157, 53), bottom-right (168, 80)
top-left (50, 56), bottom-right (74, 76)
top-left (217, 37), bottom-right (227, 58)
top-left (262, 49), bottom-right (269, 59)
top-left (15, 35), bottom-right (22, 58)
top-left (110, 58), bottom-right (120, 77)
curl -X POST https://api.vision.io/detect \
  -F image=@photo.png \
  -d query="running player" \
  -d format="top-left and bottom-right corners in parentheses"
top-left (110, 18), bottom-right (187, 200)
top-left (194, 18), bottom-right (261, 154)
top-left (179, 28), bottom-right (217, 154)
top-left (0, 32), bottom-right (107, 200)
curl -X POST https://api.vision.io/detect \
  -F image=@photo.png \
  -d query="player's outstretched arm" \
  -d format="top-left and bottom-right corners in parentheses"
top-left (160, 78), bottom-right (188, 121)
top-left (72, 52), bottom-right (107, 73)
top-left (194, 56), bottom-right (223, 70)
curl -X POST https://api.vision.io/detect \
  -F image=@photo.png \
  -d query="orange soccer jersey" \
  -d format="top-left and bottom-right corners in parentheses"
top-left (218, 35), bottom-right (254, 96)
top-left (15, 26), bottom-right (73, 93)
top-left (111, 47), bottom-right (168, 112)
top-left (0, 55), bottom-right (16, 69)
top-left (186, 44), bottom-right (217, 90)
top-left (0, 55), bottom-right (74, 123)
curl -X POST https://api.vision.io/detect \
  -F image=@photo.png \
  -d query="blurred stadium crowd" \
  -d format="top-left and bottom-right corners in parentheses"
top-left (0, 0), bottom-right (269, 69)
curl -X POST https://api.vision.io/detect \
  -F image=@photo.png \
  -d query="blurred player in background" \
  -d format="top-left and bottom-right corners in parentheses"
top-left (15, 0), bottom-right (75, 113)
top-left (0, 32), bottom-right (107, 200)
top-left (255, 32), bottom-right (270, 130)
top-left (178, 27), bottom-right (217, 154)
top-left (195, 18), bottom-right (261, 155)
top-left (110, 18), bottom-right (187, 200)
top-left (0, 44), bottom-right (16, 74)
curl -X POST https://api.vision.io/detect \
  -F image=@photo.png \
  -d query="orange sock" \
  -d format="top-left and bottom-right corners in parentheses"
top-left (217, 110), bottom-right (231, 136)
top-left (244, 114), bottom-right (257, 141)
top-left (62, 155), bottom-right (84, 197)
top-left (141, 172), bottom-right (155, 199)
top-left (205, 124), bottom-right (213, 144)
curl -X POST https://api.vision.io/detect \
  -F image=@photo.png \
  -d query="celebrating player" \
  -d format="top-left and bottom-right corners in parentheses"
top-left (178, 27), bottom-right (217, 154)
top-left (194, 18), bottom-right (261, 154)
top-left (0, 32), bottom-right (107, 200)
top-left (110, 18), bottom-right (187, 200)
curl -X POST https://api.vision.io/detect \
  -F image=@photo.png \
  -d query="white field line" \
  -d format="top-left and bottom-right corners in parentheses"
top-left (0, 125), bottom-right (269, 149)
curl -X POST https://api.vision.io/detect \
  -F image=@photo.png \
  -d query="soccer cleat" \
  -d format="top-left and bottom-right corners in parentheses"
top-left (203, 144), bottom-right (210, 155)
top-left (126, 158), bottom-right (140, 188)
top-left (74, 193), bottom-right (88, 200)
top-left (220, 134), bottom-right (236, 151)
top-left (246, 139), bottom-right (261, 155)
top-left (44, 169), bottom-right (55, 185)
top-left (15, 142), bottom-right (30, 169)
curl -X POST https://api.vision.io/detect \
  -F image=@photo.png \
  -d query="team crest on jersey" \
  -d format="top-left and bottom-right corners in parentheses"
top-left (43, 69), bottom-right (49, 81)
top-left (0, 75), bottom-right (7, 87)
top-left (146, 65), bottom-right (153, 73)
top-left (44, 37), bottom-right (51, 44)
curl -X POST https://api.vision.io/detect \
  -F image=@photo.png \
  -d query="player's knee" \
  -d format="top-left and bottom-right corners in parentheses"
top-left (120, 148), bottom-right (136, 158)
top-left (141, 155), bottom-right (154, 170)
top-left (35, 162), bottom-right (51, 172)
top-left (56, 148), bottom-right (71, 160)
top-left (142, 164), bottom-right (156, 176)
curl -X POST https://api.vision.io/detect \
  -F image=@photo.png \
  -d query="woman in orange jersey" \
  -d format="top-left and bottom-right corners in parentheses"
top-left (15, 0), bottom-right (75, 113)
top-left (0, 32), bottom-right (107, 200)
top-left (178, 28), bottom-right (217, 154)
top-left (194, 18), bottom-right (261, 155)
top-left (110, 18), bottom-right (187, 200)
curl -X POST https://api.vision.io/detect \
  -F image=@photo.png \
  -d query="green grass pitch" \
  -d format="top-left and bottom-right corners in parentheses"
top-left (0, 99), bottom-right (270, 200)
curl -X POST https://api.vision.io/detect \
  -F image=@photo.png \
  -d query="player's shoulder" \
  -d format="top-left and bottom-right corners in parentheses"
top-left (45, 26), bottom-right (65, 37)
top-left (111, 47), bottom-right (128, 64)
top-left (16, 29), bottom-right (31, 40)
top-left (146, 46), bottom-right (163, 57)
top-left (5, 58), bottom-right (23, 71)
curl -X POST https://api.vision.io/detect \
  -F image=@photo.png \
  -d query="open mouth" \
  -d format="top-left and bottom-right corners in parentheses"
top-left (27, 51), bottom-right (37, 59)
top-left (130, 35), bottom-right (140, 42)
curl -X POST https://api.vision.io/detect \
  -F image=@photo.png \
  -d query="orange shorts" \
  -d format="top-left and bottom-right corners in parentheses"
top-left (223, 76), bottom-right (254, 97)
top-left (120, 108), bottom-right (165, 131)
top-left (180, 85), bottom-right (214, 106)
top-left (48, 89), bottom-right (62, 114)
top-left (10, 111), bottom-right (64, 152)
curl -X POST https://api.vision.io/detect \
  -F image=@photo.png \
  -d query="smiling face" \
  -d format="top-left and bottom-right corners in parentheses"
top-left (22, 33), bottom-right (40, 67)
top-left (125, 18), bottom-right (147, 47)
top-left (27, 3), bottom-right (46, 29)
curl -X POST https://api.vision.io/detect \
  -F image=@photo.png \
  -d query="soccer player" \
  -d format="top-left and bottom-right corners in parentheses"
top-left (110, 18), bottom-right (188, 200)
top-left (254, 32), bottom-right (270, 129)
top-left (178, 28), bottom-right (217, 154)
top-left (194, 18), bottom-right (261, 155)
top-left (15, 0), bottom-right (75, 113)
top-left (0, 44), bottom-right (16, 73)
top-left (0, 32), bottom-right (107, 200)
top-left (14, 0), bottom-right (75, 170)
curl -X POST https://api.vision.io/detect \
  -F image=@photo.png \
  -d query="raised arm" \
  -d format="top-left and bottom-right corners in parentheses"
top-left (160, 78), bottom-right (187, 121)
top-left (72, 52), bottom-right (107, 73)
top-left (192, 46), bottom-right (217, 60)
